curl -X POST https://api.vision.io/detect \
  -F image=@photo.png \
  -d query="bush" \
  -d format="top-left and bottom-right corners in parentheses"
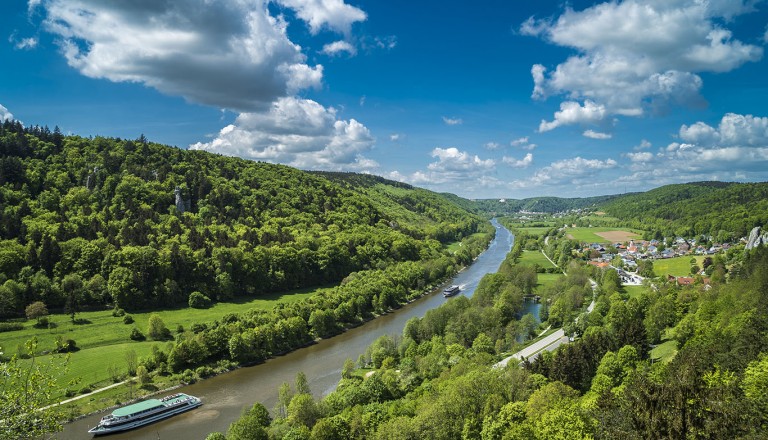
top-left (0, 322), bottom-right (24, 332)
top-left (112, 308), bottom-right (126, 317)
top-left (34, 316), bottom-right (50, 328)
top-left (55, 338), bottom-right (78, 353)
top-left (188, 291), bottom-right (212, 309)
top-left (123, 315), bottom-right (134, 324)
top-left (130, 328), bottom-right (146, 341)
top-left (147, 314), bottom-right (171, 340)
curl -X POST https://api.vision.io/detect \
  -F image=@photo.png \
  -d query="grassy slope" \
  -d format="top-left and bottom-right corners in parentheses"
top-left (4, 288), bottom-right (320, 399)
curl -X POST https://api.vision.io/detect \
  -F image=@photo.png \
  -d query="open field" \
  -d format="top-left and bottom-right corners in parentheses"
top-left (2, 287), bottom-right (322, 399)
top-left (650, 339), bottom-right (678, 364)
top-left (535, 273), bottom-right (563, 293)
top-left (565, 227), bottom-right (642, 243)
top-left (512, 226), bottom-right (553, 237)
top-left (653, 256), bottom-right (705, 277)
top-left (624, 285), bottom-right (647, 299)
top-left (518, 250), bottom-right (557, 269)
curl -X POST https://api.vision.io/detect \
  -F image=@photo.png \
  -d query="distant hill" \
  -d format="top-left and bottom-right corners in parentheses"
top-left (472, 194), bottom-right (624, 215)
top-left (312, 172), bottom-right (485, 242)
top-left (599, 181), bottom-right (768, 239)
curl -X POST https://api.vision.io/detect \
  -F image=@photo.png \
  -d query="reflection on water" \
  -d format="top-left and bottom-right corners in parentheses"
top-left (57, 220), bottom-right (514, 440)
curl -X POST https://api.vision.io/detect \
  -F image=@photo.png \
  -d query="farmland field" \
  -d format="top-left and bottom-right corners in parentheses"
top-left (565, 227), bottom-right (642, 243)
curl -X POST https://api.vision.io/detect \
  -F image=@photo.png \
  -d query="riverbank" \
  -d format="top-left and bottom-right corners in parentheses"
top-left (53, 220), bottom-right (513, 439)
top-left (47, 228), bottom-right (493, 424)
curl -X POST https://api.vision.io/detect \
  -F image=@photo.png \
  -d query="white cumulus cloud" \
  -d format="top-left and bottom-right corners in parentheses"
top-left (512, 157), bottom-right (618, 189)
top-left (583, 130), bottom-right (612, 139)
top-left (524, 0), bottom-right (763, 125)
top-left (539, 100), bottom-right (607, 132)
top-left (321, 40), bottom-right (357, 56)
top-left (503, 153), bottom-right (533, 168)
top-left (36, 0), bottom-right (365, 112)
top-left (442, 117), bottom-right (463, 126)
top-left (275, 0), bottom-right (366, 35)
top-left (190, 97), bottom-right (376, 171)
top-left (0, 104), bottom-right (14, 122)
top-left (624, 113), bottom-right (768, 180)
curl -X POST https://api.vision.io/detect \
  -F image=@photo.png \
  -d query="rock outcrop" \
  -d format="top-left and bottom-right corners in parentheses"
top-left (745, 226), bottom-right (768, 250)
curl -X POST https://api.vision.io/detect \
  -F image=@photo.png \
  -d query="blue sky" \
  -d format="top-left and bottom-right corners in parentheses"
top-left (2, 1), bottom-right (768, 199)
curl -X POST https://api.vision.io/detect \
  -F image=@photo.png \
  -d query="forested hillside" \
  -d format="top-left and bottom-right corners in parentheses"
top-left (0, 120), bottom-right (485, 317)
top-left (600, 181), bottom-right (768, 240)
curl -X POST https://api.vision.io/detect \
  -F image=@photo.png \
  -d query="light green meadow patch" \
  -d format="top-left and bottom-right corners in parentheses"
top-left (518, 250), bottom-right (557, 268)
top-left (653, 256), bottom-right (705, 277)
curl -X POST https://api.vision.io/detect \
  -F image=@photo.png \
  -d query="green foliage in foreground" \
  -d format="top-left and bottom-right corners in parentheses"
top-left (220, 245), bottom-right (768, 439)
top-left (0, 338), bottom-right (65, 440)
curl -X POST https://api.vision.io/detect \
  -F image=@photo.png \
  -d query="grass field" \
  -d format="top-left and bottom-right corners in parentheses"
top-left (623, 285), bottom-right (647, 299)
top-left (2, 287), bottom-right (322, 399)
top-left (518, 251), bottom-right (557, 268)
top-left (650, 339), bottom-right (678, 364)
top-left (653, 256), bottom-right (705, 277)
top-left (564, 227), bottom-right (643, 243)
top-left (535, 273), bottom-right (563, 293)
top-left (512, 226), bottom-right (553, 237)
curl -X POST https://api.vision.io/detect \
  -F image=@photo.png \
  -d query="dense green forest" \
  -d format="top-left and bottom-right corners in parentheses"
top-left (0, 120), bottom-right (486, 318)
top-left (214, 237), bottom-right (768, 439)
top-left (599, 181), bottom-right (768, 241)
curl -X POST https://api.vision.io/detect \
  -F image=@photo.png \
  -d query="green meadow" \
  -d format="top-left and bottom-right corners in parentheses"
top-left (2, 288), bottom-right (321, 400)
top-left (518, 250), bottom-right (557, 269)
top-left (653, 256), bottom-right (705, 277)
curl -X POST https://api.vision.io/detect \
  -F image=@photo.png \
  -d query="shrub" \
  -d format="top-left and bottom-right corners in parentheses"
top-left (0, 322), bottom-right (24, 332)
top-left (55, 338), bottom-right (78, 353)
top-left (112, 308), bottom-right (126, 317)
top-left (123, 315), bottom-right (134, 324)
top-left (147, 314), bottom-right (171, 340)
top-left (188, 291), bottom-right (212, 309)
top-left (130, 328), bottom-right (146, 341)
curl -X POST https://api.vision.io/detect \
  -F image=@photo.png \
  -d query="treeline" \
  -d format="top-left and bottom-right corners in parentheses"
top-left (0, 120), bottom-right (486, 317)
top-left (164, 233), bottom-right (492, 373)
top-left (473, 194), bottom-right (622, 215)
top-left (600, 181), bottom-right (768, 241)
top-left (213, 245), bottom-right (768, 439)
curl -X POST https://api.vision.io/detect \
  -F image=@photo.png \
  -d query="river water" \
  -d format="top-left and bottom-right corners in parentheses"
top-left (57, 219), bottom-right (514, 439)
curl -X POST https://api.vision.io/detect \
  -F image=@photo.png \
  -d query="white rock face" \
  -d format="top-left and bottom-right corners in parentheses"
top-left (746, 226), bottom-right (768, 250)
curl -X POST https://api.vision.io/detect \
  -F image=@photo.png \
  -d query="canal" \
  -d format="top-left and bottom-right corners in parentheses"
top-left (57, 219), bottom-right (514, 439)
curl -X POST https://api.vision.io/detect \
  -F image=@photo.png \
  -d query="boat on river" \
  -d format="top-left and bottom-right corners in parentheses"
top-left (87, 393), bottom-right (201, 436)
top-left (443, 285), bottom-right (461, 297)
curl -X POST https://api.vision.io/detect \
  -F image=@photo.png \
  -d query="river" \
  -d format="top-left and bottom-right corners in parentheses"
top-left (56, 219), bottom-right (514, 439)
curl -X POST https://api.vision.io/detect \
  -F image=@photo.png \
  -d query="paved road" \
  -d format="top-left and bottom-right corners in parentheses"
top-left (495, 329), bottom-right (568, 368)
top-left (494, 273), bottom-right (598, 369)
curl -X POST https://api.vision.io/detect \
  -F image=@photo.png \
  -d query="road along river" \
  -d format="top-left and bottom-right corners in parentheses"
top-left (56, 219), bottom-right (514, 439)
